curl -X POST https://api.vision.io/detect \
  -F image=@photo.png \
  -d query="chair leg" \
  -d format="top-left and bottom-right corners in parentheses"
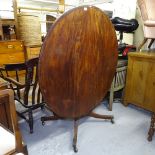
top-left (148, 39), bottom-right (155, 49)
top-left (28, 109), bottom-right (33, 134)
top-left (148, 113), bottom-right (155, 141)
top-left (40, 104), bottom-right (45, 110)
top-left (109, 89), bottom-right (114, 111)
top-left (109, 79), bottom-right (114, 111)
top-left (137, 38), bottom-right (147, 51)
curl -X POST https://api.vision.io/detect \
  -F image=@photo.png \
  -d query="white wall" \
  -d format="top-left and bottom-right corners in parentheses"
top-left (112, 0), bottom-right (137, 19)
top-left (0, 0), bottom-right (139, 43)
top-left (112, 0), bottom-right (137, 44)
top-left (0, 0), bottom-right (14, 19)
top-left (65, 0), bottom-right (138, 45)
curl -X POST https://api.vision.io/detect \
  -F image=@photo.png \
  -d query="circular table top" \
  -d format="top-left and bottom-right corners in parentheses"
top-left (39, 6), bottom-right (118, 118)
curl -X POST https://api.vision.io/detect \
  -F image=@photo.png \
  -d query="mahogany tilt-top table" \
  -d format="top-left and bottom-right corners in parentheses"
top-left (39, 5), bottom-right (118, 152)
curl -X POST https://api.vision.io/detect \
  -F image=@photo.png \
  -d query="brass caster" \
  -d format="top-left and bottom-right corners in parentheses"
top-left (148, 136), bottom-right (152, 142)
top-left (41, 117), bottom-right (45, 126)
top-left (41, 119), bottom-right (45, 126)
top-left (41, 105), bottom-right (45, 111)
top-left (111, 118), bottom-right (114, 124)
top-left (42, 121), bottom-right (45, 126)
top-left (73, 145), bottom-right (78, 153)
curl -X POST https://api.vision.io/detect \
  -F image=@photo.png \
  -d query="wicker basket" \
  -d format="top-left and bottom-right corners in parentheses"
top-left (18, 13), bottom-right (41, 46)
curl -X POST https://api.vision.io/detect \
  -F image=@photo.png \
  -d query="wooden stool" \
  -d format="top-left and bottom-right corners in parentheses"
top-left (148, 113), bottom-right (155, 141)
top-left (109, 59), bottom-right (127, 111)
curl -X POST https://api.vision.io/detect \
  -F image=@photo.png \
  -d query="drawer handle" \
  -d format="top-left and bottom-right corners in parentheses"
top-left (7, 45), bottom-right (14, 49)
top-left (9, 56), bottom-right (15, 59)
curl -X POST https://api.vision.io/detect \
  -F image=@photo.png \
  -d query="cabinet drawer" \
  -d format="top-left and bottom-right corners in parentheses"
top-left (0, 52), bottom-right (25, 65)
top-left (29, 53), bottom-right (40, 59)
top-left (26, 46), bottom-right (41, 59)
top-left (30, 47), bottom-right (40, 55)
top-left (0, 40), bottom-right (24, 54)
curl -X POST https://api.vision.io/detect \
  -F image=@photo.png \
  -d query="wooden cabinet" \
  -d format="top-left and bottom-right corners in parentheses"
top-left (0, 40), bottom-right (26, 65)
top-left (0, 40), bottom-right (41, 65)
top-left (0, 40), bottom-right (41, 79)
top-left (123, 52), bottom-right (155, 112)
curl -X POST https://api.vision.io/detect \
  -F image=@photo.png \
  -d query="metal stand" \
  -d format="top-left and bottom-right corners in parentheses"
top-left (41, 111), bottom-right (114, 152)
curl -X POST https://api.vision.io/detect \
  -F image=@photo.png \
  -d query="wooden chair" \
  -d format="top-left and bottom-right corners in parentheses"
top-left (137, 0), bottom-right (155, 50)
top-left (0, 57), bottom-right (44, 133)
top-left (0, 89), bottom-right (28, 155)
top-left (108, 59), bottom-right (127, 111)
top-left (148, 113), bottom-right (155, 141)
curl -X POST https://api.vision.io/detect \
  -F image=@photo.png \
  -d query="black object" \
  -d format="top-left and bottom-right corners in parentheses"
top-left (111, 17), bottom-right (139, 33)
top-left (111, 17), bottom-right (139, 59)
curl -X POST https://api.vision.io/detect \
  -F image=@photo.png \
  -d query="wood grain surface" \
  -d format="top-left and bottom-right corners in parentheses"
top-left (39, 6), bottom-right (118, 118)
top-left (123, 51), bottom-right (155, 112)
